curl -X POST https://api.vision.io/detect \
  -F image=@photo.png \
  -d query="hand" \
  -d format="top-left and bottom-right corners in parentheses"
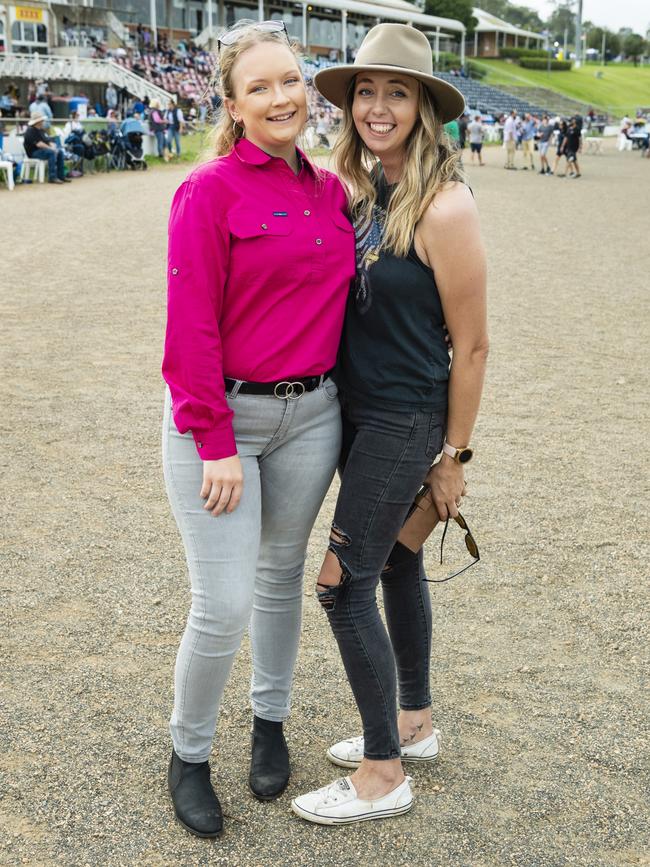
top-left (427, 456), bottom-right (466, 522)
top-left (200, 456), bottom-right (243, 517)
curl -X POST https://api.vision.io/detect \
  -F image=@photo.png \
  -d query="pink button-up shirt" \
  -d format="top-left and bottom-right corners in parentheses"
top-left (162, 139), bottom-right (356, 460)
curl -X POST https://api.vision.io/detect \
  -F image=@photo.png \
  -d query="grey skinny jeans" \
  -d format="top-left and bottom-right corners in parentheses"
top-left (162, 380), bottom-right (341, 762)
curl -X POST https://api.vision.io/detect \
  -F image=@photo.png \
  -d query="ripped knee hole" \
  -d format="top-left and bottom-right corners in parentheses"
top-left (329, 523), bottom-right (351, 548)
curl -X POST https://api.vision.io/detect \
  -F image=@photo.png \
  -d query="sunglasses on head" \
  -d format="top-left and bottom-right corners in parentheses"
top-left (218, 20), bottom-right (289, 52)
top-left (423, 511), bottom-right (480, 584)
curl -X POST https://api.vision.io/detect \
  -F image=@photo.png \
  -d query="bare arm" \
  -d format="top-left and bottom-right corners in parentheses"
top-left (415, 182), bottom-right (489, 519)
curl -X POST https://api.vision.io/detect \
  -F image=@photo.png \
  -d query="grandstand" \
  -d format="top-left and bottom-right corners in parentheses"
top-left (436, 72), bottom-right (548, 118)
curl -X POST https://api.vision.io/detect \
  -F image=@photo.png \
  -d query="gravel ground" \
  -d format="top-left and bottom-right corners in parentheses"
top-left (1, 142), bottom-right (649, 867)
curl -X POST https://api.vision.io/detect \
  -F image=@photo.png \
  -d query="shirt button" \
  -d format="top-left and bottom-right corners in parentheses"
top-left (315, 238), bottom-right (322, 245)
top-left (261, 223), bottom-right (268, 230)
top-left (304, 209), bottom-right (311, 216)
top-left (171, 268), bottom-right (178, 275)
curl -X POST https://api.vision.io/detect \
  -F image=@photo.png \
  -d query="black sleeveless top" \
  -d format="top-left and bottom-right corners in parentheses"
top-left (335, 171), bottom-right (450, 412)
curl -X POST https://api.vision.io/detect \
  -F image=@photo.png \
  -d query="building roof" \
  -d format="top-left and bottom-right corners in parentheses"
top-left (299, 0), bottom-right (466, 33)
top-left (472, 7), bottom-right (544, 40)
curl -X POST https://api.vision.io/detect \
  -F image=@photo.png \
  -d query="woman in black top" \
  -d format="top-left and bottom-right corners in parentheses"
top-left (553, 119), bottom-right (569, 176)
top-left (291, 24), bottom-right (489, 826)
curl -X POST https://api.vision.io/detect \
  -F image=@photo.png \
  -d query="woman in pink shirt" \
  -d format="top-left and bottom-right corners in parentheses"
top-left (161, 21), bottom-right (355, 838)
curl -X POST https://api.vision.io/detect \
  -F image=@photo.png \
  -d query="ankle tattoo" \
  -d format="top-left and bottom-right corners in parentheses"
top-left (400, 722), bottom-right (424, 747)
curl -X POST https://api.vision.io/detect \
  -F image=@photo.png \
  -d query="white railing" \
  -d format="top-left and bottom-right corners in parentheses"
top-left (0, 54), bottom-right (172, 103)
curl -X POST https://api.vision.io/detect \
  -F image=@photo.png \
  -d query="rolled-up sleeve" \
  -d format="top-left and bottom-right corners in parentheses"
top-left (162, 178), bottom-right (236, 460)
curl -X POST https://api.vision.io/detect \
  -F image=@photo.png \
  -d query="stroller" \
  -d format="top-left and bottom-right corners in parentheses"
top-left (108, 129), bottom-right (147, 171)
top-left (124, 131), bottom-right (147, 169)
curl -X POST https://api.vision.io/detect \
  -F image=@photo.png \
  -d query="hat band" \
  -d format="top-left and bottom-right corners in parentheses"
top-left (353, 59), bottom-right (432, 76)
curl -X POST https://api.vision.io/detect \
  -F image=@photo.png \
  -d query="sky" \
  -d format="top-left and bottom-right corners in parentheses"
top-left (522, 0), bottom-right (649, 35)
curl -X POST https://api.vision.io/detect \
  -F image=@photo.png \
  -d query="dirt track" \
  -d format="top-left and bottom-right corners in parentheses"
top-left (1, 142), bottom-right (649, 867)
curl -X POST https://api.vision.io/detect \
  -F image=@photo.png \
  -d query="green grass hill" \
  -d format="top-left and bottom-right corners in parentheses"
top-left (475, 60), bottom-right (650, 118)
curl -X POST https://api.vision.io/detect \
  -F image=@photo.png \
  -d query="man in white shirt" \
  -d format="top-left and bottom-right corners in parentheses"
top-left (503, 110), bottom-right (518, 170)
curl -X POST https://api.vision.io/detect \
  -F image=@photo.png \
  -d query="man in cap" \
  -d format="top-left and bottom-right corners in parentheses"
top-left (24, 115), bottom-right (70, 184)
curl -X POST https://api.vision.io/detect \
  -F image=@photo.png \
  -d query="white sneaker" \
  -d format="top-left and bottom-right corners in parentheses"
top-left (291, 776), bottom-right (413, 826)
top-left (327, 729), bottom-right (441, 769)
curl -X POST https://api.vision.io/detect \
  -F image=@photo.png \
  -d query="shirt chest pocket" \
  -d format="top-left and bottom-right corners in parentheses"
top-left (227, 210), bottom-right (294, 240)
top-left (329, 209), bottom-right (354, 234)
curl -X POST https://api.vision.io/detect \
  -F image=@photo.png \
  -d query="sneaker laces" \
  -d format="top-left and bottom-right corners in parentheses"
top-left (319, 779), bottom-right (351, 806)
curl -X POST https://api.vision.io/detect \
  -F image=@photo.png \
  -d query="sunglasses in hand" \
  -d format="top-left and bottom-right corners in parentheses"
top-left (424, 511), bottom-right (480, 584)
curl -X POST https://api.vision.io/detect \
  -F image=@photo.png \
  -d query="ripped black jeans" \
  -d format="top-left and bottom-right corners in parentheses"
top-left (320, 395), bottom-right (446, 760)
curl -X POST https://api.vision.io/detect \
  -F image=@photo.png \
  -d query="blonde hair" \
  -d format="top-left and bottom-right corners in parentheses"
top-left (204, 25), bottom-right (306, 158)
top-left (333, 78), bottom-right (465, 258)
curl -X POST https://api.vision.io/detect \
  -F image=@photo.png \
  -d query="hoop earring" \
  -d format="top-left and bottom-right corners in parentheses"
top-left (232, 118), bottom-right (242, 136)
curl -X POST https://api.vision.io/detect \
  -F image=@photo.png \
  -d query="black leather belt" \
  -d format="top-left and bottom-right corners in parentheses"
top-left (224, 371), bottom-right (333, 399)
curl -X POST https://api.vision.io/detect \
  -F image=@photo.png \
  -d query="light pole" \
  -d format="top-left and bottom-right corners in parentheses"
top-left (574, 0), bottom-right (583, 67)
top-left (150, 0), bottom-right (157, 49)
top-left (544, 28), bottom-right (551, 75)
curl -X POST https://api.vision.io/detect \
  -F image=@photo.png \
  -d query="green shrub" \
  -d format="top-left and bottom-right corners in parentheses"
top-left (519, 58), bottom-right (572, 70)
top-left (466, 59), bottom-right (486, 78)
top-left (436, 51), bottom-right (461, 69)
top-left (499, 47), bottom-right (548, 59)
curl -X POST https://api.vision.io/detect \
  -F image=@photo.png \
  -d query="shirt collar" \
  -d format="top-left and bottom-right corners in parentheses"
top-left (234, 137), bottom-right (316, 177)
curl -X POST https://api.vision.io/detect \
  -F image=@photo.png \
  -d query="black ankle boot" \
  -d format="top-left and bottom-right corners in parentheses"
top-left (168, 749), bottom-right (223, 838)
top-left (248, 716), bottom-right (290, 801)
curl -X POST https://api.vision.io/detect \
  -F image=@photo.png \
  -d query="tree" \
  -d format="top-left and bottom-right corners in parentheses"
top-left (425, 0), bottom-right (478, 34)
top-left (623, 33), bottom-right (647, 65)
top-left (507, 4), bottom-right (545, 33)
top-left (547, 0), bottom-right (576, 45)
top-left (474, 0), bottom-right (544, 32)
top-left (474, 0), bottom-right (509, 18)
top-left (586, 27), bottom-right (619, 58)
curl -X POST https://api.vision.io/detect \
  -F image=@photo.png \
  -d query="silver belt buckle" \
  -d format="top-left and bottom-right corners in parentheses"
top-left (273, 380), bottom-right (306, 400)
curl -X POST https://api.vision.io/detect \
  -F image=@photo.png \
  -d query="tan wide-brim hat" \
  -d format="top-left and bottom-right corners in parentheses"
top-left (313, 23), bottom-right (465, 123)
top-left (28, 113), bottom-right (48, 126)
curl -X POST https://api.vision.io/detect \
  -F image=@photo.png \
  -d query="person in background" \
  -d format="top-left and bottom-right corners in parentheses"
top-left (564, 117), bottom-right (582, 178)
top-left (120, 112), bottom-right (144, 135)
top-left (458, 112), bottom-right (468, 154)
top-left (536, 114), bottom-right (554, 175)
top-left (149, 98), bottom-right (169, 160)
top-left (166, 99), bottom-right (185, 157)
top-left (1, 87), bottom-right (18, 117)
top-left (29, 94), bottom-right (53, 129)
top-left (468, 113), bottom-right (485, 166)
top-left (520, 113), bottom-right (536, 171)
top-left (105, 82), bottom-right (118, 114)
top-left (316, 110), bottom-right (330, 147)
top-left (62, 110), bottom-right (85, 175)
top-left (106, 109), bottom-right (120, 136)
top-left (503, 109), bottom-right (517, 170)
top-left (552, 119), bottom-right (568, 176)
top-left (444, 115), bottom-right (460, 149)
top-left (23, 114), bottom-right (70, 184)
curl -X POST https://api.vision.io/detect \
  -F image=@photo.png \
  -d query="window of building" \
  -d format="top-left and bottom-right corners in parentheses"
top-left (11, 19), bottom-right (48, 53)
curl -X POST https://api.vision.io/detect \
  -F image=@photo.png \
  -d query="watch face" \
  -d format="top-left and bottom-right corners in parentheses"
top-left (458, 448), bottom-right (473, 464)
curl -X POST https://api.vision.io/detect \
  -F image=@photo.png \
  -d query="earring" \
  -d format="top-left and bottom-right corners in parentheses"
top-left (232, 117), bottom-right (241, 135)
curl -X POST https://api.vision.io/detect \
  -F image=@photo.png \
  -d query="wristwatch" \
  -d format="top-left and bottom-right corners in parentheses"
top-left (442, 441), bottom-right (474, 464)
